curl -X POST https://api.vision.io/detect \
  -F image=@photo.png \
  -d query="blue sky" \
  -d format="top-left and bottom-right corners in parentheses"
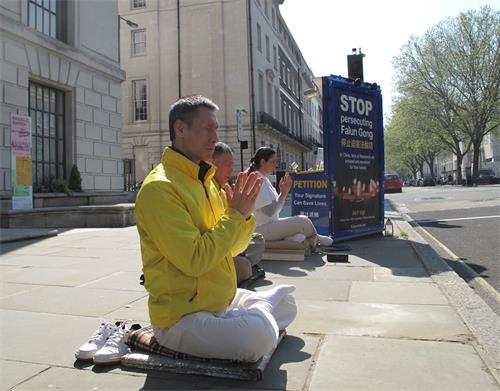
top-left (279, 0), bottom-right (499, 119)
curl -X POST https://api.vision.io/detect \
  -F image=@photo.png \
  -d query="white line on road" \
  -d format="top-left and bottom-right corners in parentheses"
top-left (427, 215), bottom-right (500, 223)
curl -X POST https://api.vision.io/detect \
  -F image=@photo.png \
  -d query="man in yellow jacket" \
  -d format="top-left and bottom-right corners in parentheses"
top-left (135, 95), bottom-right (296, 362)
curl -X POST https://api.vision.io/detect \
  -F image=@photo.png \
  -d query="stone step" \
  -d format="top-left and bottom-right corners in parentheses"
top-left (0, 204), bottom-right (135, 228)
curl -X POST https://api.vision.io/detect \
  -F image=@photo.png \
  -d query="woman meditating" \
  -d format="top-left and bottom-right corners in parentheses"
top-left (247, 147), bottom-right (333, 247)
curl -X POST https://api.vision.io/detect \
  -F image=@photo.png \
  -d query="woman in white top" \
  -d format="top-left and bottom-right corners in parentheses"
top-left (247, 147), bottom-right (333, 246)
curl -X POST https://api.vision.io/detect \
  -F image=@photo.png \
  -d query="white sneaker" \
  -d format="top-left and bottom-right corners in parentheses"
top-left (284, 233), bottom-right (306, 243)
top-left (93, 322), bottom-right (141, 365)
top-left (317, 234), bottom-right (333, 246)
top-left (75, 321), bottom-right (119, 361)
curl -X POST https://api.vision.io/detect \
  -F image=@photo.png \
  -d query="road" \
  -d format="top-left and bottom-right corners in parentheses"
top-left (386, 184), bottom-right (500, 309)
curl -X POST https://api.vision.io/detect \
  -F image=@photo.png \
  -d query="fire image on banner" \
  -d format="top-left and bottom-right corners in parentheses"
top-left (10, 113), bottom-right (33, 210)
top-left (323, 76), bottom-right (384, 240)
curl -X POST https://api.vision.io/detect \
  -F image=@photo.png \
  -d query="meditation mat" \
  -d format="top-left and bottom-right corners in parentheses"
top-left (122, 325), bottom-right (285, 381)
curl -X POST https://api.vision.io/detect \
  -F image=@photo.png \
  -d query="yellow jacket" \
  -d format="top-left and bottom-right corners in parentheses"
top-left (135, 148), bottom-right (256, 328)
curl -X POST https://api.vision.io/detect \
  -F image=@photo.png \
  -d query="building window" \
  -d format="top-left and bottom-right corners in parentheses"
top-left (131, 29), bottom-right (146, 56)
top-left (257, 23), bottom-right (262, 52)
top-left (258, 72), bottom-right (264, 112)
top-left (265, 35), bottom-right (270, 62)
top-left (131, 0), bottom-right (146, 8)
top-left (264, 0), bottom-right (268, 18)
top-left (275, 87), bottom-right (279, 121)
top-left (273, 46), bottom-right (277, 70)
top-left (267, 80), bottom-right (272, 115)
top-left (133, 79), bottom-right (148, 121)
top-left (272, 8), bottom-right (275, 28)
top-left (28, 0), bottom-right (58, 39)
top-left (29, 81), bottom-right (65, 190)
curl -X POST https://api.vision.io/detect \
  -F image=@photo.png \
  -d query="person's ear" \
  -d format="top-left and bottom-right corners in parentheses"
top-left (173, 119), bottom-right (185, 140)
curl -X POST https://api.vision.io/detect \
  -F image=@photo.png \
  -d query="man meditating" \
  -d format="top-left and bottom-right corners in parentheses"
top-left (211, 142), bottom-right (266, 286)
top-left (135, 95), bottom-right (296, 362)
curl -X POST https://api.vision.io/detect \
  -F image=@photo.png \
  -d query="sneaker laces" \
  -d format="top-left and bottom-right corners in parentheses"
top-left (103, 325), bottom-right (128, 349)
top-left (87, 323), bottom-right (110, 344)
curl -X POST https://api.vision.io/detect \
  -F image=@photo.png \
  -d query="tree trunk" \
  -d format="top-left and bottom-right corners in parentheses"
top-left (419, 162), bottom-right (424, 178)
top-left (455, 155), bottom-right (463, 185)
top-left (472, 142), bottom-right (481, 182)
top-left (428, 160), bottom-right (435, 178)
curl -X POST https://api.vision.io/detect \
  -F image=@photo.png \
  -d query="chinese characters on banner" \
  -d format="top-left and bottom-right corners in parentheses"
top-left (10, 113), bottom-right (33, 210)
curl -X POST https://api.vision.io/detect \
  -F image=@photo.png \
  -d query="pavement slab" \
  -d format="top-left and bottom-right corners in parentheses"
top-left (0, 282), bottom-right (38, 299)
top-left (104, 295), bottom-right (149, 323)
top-left (374, 266), bottom-right (432, 282)
top-left (349, 281), bottom-right (449, 305)
top-left (290, 300), bottom-right (470, 341)
top-left (79, 271), bottom-right (146, 292)
top-left (256, 278), bottom-right (351, 301)
top-left (309, 335), bottom-right (499, 391)
top-left (0, 286), bottom-right (146, 317)
top-left (0, 267), bottom-right (120, 287)
top-left (0, 310), bottom-right (122, 367)
top-left (10, 367), bottom-right (148, 391)
top-left (262, 262), bottom-right (374, 281)
top-left (0, 359), bottom-right (49, 390)
top-left (0, 253), bottom-right (95, 268)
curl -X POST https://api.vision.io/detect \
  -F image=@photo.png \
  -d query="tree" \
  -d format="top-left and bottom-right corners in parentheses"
top-left (385, 96), bottom-right (446, 179)
top-left (394, 5), bottom-right (500, 182)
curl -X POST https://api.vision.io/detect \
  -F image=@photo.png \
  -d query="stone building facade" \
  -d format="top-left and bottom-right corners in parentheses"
top-left (118, 0), bottom-right (323, 183)
top-left (0, 0), bottom-right (125, 203)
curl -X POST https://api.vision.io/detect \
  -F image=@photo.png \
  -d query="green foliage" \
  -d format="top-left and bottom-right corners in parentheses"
top-left (68, 164), bottom-right (82, 192)
top-left (36, 177), bottom-right (70, 194)
top-left (399, 231), bottom-right (409, 240)
top-left (392, 5), bottom-right (500, 181)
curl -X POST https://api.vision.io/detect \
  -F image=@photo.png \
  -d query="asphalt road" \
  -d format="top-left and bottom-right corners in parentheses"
top-left (386, 185), bottom-right (500, 293)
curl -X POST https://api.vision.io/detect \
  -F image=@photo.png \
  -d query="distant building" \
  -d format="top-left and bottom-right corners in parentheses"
top-left (0, 0), bottom-right (125, 205)
top-left (118, 0), bottom-right (322, 183)
top-left (437, 134), bottom-right (500, 181)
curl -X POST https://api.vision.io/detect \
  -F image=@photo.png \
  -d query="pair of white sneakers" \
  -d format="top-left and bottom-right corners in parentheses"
top-left (75, 320), bottom-right (141, 364)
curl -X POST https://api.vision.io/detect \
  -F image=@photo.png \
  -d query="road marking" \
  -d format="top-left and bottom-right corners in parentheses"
top-left (423, 215), bottom-right (500, 223)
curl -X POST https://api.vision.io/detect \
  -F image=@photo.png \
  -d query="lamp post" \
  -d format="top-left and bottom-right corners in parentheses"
top-left (236, 108), bottom-right (248, 171)
top-left (118, 15), bottom-right (139, 63)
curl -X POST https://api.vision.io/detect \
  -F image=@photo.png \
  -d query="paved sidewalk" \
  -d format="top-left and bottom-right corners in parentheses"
top-left (1, 218), bottom-right (499, 390)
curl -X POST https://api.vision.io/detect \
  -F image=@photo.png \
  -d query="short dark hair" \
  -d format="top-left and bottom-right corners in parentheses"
top-left (247, 147), bottom-right (276, 173)
top-left (168, 95), bottom-right (219, 141)
top-left (213, 142), bottom-right (233, 160)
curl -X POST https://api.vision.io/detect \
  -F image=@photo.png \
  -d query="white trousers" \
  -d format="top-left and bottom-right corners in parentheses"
top-left (153, 288), bottom-right (297, 362)
top-left (257, 215), bottom-right (318, 241)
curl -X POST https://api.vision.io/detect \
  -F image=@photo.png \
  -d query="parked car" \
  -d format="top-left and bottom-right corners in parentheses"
top-left (421, 176), bottom-right (436, 186)
top-left (477, 169), bottom-right (496, 184)
top-left (384, 174), bottom-right (402, 193)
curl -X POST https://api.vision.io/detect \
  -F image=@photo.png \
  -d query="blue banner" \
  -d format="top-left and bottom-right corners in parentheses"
top-left (322, 76), bottom-right (385, 241)
top-left (290, 170), bottom-right (330, 236)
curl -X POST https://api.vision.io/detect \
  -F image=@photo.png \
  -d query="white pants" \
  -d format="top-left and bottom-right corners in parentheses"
top-left (257, 215), bottom-right (318, 241)
top-left (153, 288), bottom-right (297, 362)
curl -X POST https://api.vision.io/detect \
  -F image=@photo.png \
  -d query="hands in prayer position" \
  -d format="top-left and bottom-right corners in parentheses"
top-left (227, 171), bottom-right (263, 219)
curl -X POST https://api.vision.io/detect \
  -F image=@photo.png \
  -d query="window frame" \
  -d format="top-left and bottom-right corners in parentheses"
top-left (28, 81), bottom-right (66, 190)
top-left (257, 23), bottom-right (262, 53)
top-left (131, 29), bottom-right (147, 56)
top-left (27, 0), bottom-right (58, 39)
top-left (132, 78), bottom-right (148, 122)
top-left (131, 0), bottom-right (146, 9)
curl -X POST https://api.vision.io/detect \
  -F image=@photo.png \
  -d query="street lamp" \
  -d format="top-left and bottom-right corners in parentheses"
top-left (236, 108), bottom-right (248, 171)
top-left (118, 15), bottom-right (139, 63)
